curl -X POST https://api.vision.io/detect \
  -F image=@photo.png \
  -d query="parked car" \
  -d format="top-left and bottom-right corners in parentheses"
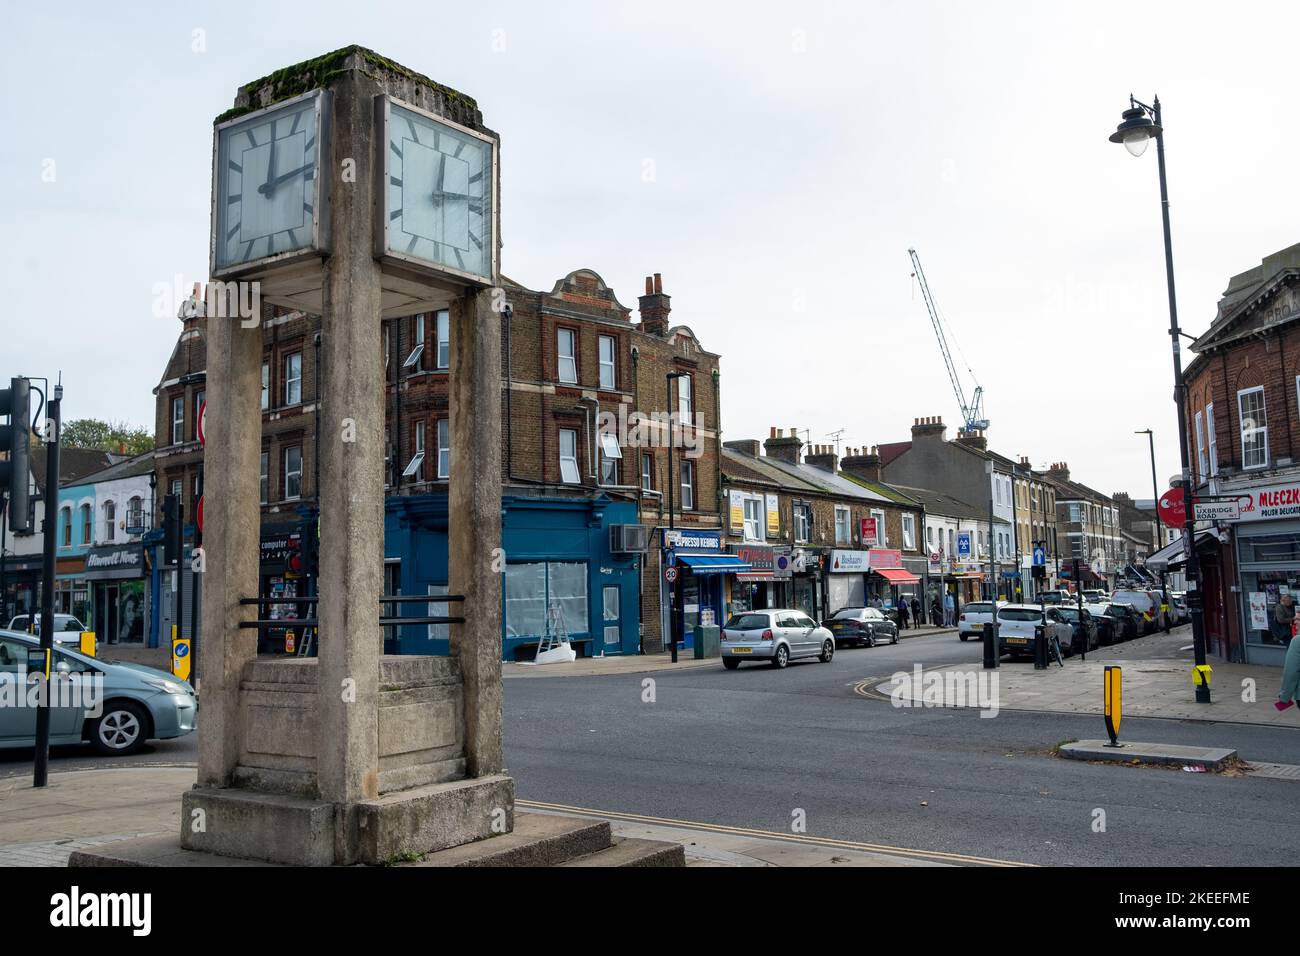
top-left (1081, 589), bottom-right (1107, 604)
top-left (996, 604), bottom-right (1073, 660)
top-left (956, 601), bottom-right (1005, 640)
top-left (1111, 589), bottom-right (1165, 633)
top-left (721, 609), bottom-right (835, 669)
top-left (822, 606), bottom-right (899, 648)
top-left (5, 614), bottom-right (87, 646)
top-left (1037, 590), bottom-right (1071, 606)
top-left (1053, 605), bottom-right (1099, 654)
top-left (1091, 602), bottom-right (1142, 642)
top-left (0, 629), bottom-right (196, 755)
top-left (1169, 592), bottom-right (1190, 624)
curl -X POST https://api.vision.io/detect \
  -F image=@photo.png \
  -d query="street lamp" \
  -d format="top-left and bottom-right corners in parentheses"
top-left (1136, 429), bottom-right (1171, 633)
top-left (1109, 94), bottom-right (1210, 702)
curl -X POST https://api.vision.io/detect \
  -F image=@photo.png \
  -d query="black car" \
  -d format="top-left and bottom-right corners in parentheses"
top-left (1092, 602), bottom-right (1141, 642)
top-left (821, 607), bottom-right (899, 648)
top-left (1053, 605), bottom-right (1099, 654)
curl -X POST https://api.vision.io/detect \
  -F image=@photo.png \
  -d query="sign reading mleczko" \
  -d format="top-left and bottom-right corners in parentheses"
top-left (1231, 484), bottom-right (1300, 522)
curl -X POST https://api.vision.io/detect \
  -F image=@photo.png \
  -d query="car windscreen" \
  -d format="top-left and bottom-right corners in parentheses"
top-left (998, 608), bottom-right (1043, 622)
top-left (965, 603), bottom-right (993, 614)
top-left (724, 614), bottom-right (770, 631)
top-left (831, 608), bottom-right (865, 620)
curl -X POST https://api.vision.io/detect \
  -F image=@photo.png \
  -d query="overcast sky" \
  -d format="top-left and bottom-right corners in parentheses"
top-left (3, 0), bottom-right (1297, 499)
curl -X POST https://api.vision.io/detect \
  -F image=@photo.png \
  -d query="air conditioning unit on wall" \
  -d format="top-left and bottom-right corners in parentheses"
top-left (609, 524), bottom-right (649, 553)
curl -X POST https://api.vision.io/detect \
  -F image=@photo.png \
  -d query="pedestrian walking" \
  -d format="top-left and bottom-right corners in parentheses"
top-left (944, 591), bottom-right (955, 627)
top-left (897, 598), bottom-right (909, 630)
top-left (911, 596), bottom-right (922, 629)
top-left (1271, 593), bottom-right (1296, 648)
top-left (1278, 621), bottom-right (1300, 711)
top-left (930, 597), bottom-right (942, 627)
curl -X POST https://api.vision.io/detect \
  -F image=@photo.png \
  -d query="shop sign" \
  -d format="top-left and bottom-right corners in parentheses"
top-left (829, 549), bottom-right (870, 573)
top-left (772, 548), bottom-right (794, 580)
top-left (83, 545), bottom-right (144, 580)
top-left (261, 533), bottom-right (301, 564)
top-left (731, 544), bottom-right (775, 573)
top-left (860, 517), bottom-right (879, 546)
top-left (664, 529), bottom-right (722, 553)
top-left (865, 548), bottom-right (902, 570)
top-left (1230, 482), bottom-right (1300, 522)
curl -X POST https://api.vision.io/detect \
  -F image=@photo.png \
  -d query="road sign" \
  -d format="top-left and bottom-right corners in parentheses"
top-left (172, 629), bottom-right (191, 682)
top-left (1032, 545), bottom-right (1046, 566)
top-left (664, 565), bottom-right (678, 585)
top-left (1157, 486), bottom-right (1186, 525)
top-left (956, 532), bottom-right (972, 559)
top-left (1193, 499), bottom-right (1240, 522)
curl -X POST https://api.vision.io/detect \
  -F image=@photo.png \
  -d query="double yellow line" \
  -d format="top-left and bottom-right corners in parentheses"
top-left (517, 798), bottom-right (1033, 867)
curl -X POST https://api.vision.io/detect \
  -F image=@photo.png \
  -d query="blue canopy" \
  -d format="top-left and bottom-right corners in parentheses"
top-left (675, 554), bottom-right (753, 575)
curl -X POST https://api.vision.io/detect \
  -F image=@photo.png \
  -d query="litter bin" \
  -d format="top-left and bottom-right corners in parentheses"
top-left (693, 624), bottom-right (721, 660)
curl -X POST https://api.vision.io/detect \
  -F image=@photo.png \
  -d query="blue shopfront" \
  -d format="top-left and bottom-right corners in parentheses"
top-left (385, 493), bottom-right (643, 660)
top-left (661, 528), bottom-right (748, 651)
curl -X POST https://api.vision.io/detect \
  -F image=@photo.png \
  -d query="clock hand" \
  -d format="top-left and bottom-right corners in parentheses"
top-left (430, 190), bottom-right (473, 201)
top-left (263, 136), bottom-right (277, 195)
top-left (257, 164), bottom-right (313, 196)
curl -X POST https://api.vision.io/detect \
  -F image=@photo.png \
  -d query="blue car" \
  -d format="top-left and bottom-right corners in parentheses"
top-left (0, 629), bottom-right (196, 755)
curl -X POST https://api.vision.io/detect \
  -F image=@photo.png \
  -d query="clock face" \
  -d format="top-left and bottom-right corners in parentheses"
top-left (213, 92), bottom-right (324, 272)
top-left (383, 100), bottom-right (495, 282)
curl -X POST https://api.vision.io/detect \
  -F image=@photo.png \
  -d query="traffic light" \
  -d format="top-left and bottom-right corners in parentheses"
top-left (0, 377), bottom-right (33, 533)
top-left (161, 494), bottom-right (179, 565)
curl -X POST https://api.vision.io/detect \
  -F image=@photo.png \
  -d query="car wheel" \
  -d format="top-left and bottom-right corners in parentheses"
top-left (892, 630), bottom-right (899, 645)
top-left (959, 633), bottom-right (969, 641)
top-left (771, 644), bottom-right (789, 669)
top-left (819, 639), bottom-right (834, 663)
top-left (722, 658), bottom-right (741, 670)
top-left (89, 701), bottom-right (148, 756)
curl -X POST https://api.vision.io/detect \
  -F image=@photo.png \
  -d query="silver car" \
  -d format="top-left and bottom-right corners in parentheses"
top-left (720, 609), bottom-right (835, 669)
top-left (0, 629), bottom-right (196, 755)
top-left (996, 604), bottom-right (1073, 660)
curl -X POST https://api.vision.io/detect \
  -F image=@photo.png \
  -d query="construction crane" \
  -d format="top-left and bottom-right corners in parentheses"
top-left (908, 247), bottom-right (990, 432)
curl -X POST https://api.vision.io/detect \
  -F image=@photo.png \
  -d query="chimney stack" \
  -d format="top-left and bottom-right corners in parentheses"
top-left (841, 444), bottom-right (882, 483)
top-left (724, 439), bottom-right (762, 458)
top-left (1047, 461), bottom-right (1070, 481)
top-left (764, 427), bottom-right (803, 464)
top-left (806, 444), bottom-right (839, 473)
top-left (911, 416), bottom-right (947, 441)
top-left (955, 427), bottom-right (988, 451)
top-left (638, 273), bottom-right (671, 336)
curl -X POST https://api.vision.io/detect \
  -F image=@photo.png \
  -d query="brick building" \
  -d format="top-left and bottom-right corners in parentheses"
top-left (1177, 240), bottom-right (1300, 665)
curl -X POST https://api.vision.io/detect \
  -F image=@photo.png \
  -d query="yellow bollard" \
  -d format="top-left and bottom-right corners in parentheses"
top-left (1192, 664), bottom-right (1213, 688)
top-left (1104, 665), bottom-right (1123, 748)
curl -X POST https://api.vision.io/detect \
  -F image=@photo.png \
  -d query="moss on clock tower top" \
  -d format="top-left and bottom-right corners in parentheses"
top-left (215, 45), bottom-right (488, 134)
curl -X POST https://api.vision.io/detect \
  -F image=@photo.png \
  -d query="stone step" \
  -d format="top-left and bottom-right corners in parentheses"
top-left (559, 836), bottom-right (686, 868)
top-left (412, 812), bottom-right (613, 867)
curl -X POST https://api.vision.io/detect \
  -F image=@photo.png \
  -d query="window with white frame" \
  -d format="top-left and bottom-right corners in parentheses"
top-left (81, 504), bottom-right (92, 544)
top-left (902, 513), bottom-right (916, 550)
top-left (926, 525), bottom-right (934, 547)
top-left (677, 375), bottom-right (693, 427)
top-left (284, 446), bottom-right (302, 500)
top-left (602, 585), bottom-right (620, 647)
top-left (61, 507), bottom-right (71, 547)
top-left (1195, 410), bottom-right (1207, 480)
top-left (437, 419), bottom-right (450, 478)
top-left (1206, 403), bottom-right (1218, 477)
top-left (599, 431), bottom-right (621, 485)
top-left (557, 329), bottom-right (577, 384)
top-left (259, 452), bottom-right (268, 504)
top-left (1238, 386), bottom-right (1268, 469)
top-left (641, 453), bottom-right (653, 491)
top-left (598, 335), bottom-right (616, 390)
top-left (103, 500), bottom-right (115, 542)
top-left (871, 509), bottom-right (886, 546)
top-left (559, 428), bottom-right (580, 484)
top-left (794, 503), bottom-right (811, 544)
top-left (834, 506), bottom-right (851, 545)
top-left (261, 361), bottom-right (269, 410)
top-left (743, 495), bottom-right (763, 542)
top-left (404, 420), bottom-right (426, 480)
top-left (171, 396), bottom-right (184, 445)
top-left (284, 352), bottom-right (302, 405)
top-left (680, 461), bottom-right (695, 510)
top-left (436, 310), bottom-right (450, 369)
top-left (193, 390), bottom-right (205, 442)
top-left (403, 314), bottom-right (425, 370)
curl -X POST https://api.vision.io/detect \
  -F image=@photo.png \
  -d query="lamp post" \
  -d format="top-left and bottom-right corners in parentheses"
top-left (665, 371), bottom-right (688, 663)
top-left (1110, 95), bottom-right (1210, 702)
top-left (1136, 428), bottom-right (1171, 632)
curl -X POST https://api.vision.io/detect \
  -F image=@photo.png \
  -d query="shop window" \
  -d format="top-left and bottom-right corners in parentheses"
top-left (557, 329), bottom-right (577, 384)
top-left (602, 585), bottom-right (620, 647)
top-left (1237, 386), bottom-right (1268, 469)
top-left (559, 428), bottom-right (580, 484)
top-left (504, 562), bottom-right (589, 641)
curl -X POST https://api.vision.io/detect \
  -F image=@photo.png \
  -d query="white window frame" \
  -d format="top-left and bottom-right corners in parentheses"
top-left (171, 396), bottom-right (184, 445)
top-left (834, 506), bottom-right (851, 545)
top-left (284, 446), bottom-right (303, 501)
top-left (677, 375), bottom-right (693, 427)
top-left (1195, 410), bottom-right (1207, 480)
top-left (680, 460), bottom-right (695, 510)
top-left (437, 419), bottom-right (450, 479)
top-left (794, 502), bottom-right (810, 544)
top-left (404, 421), bottom-right (426, 480)
top-left (559, 428), bottom-right (580, 484)
top-left (640, 453), bottom-right (653, 491)
top-left (598, 334), bottom-right (616, 390)
top-left (1206, 403), bottom-right (1218, 477)
top-left (599, 432), bottom-right (620, 486)
top-left (103, 500), bottom-right (116, 542)
top-left (871, 509), bottom-right (886, 546)
top-left (902, 513), bottom-right (916, 551)
top-left (436, 310), bottom-right (450, 370)
top-left (261, 361), bottom-right (269, 410)
top-left (742, 495), bottom-right (764, 542)
top-left (81, 504), bottom-right (92, 544)
top-left (259, 452), bottom-right (268, 504)
top-left (557, 329), bottom-right (577, 384)
top-left (1237, 386), bottom-right (1268, 470)
top-left (284, 352), bottom-right (302, 406)
top-left (61, 506), bottom-right (71, 547)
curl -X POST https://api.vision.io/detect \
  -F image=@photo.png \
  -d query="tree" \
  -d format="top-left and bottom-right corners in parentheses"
top-left (63, 419), bottom-right (154, 456)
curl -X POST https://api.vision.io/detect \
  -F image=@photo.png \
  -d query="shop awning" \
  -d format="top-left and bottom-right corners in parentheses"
top-left (1145, 531), bottom-right (1216, 571)
top-left (735, 573), bottom-right (773, 583)
top-left (676, 554), bottom-right (753, 575)
top-left (872, 568), bottom-right (920, 585)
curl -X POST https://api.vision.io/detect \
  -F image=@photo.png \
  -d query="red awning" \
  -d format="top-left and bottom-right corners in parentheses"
top-left (872, 568), bottom-right (920, 585)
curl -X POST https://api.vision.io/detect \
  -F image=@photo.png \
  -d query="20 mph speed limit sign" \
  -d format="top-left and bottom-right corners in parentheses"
top-left (664, 566), bottom-right (679, 585)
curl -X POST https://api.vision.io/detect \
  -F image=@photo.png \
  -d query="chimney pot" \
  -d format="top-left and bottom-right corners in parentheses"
top-left (769, 426), bottom-right (777, 438)
top-left (653, 273), bottom-right (663, 294)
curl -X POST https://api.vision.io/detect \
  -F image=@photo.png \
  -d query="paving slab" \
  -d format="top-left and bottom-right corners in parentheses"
top-left (1059, 740), bottom-right (1238, 770)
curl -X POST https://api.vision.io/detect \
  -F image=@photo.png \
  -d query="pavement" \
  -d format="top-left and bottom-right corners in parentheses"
top-left (872, 625), bottom-right (1297, 727)
top-left (0, 767), bottom-right (956, 867)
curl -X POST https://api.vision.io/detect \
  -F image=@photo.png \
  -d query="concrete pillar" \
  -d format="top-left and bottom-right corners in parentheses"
top-left (449, 289), bottom-right (503, 777)
top-left (197, 310), bottom-right (262, 787)
top-left (315, 68), bottom-right (384, 809)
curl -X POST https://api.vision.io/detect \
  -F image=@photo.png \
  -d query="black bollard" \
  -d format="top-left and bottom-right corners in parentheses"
top-left (982, 621), bottom-right (998, 669)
